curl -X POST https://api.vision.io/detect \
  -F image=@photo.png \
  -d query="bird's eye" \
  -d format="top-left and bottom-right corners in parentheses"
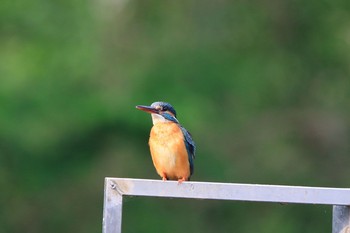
top-left (162, 106), bottom-right (167, 111)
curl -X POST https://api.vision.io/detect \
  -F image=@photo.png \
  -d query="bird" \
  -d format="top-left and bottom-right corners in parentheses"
top-left (136, 101), bottom-right (196, 183)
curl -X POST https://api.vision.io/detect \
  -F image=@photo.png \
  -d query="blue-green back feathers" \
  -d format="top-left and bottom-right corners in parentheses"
top-left (181, 126), bottom-right (196, 176)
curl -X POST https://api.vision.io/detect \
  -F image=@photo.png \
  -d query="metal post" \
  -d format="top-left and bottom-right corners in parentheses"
top-left (102, 178), bottom-right (350, 233)
top-left (333, 205), bottom-right (350, 233)
top-left (103, 178), bottom-right (350, 205)
top-left (103, 179), bottom-right (123, 233)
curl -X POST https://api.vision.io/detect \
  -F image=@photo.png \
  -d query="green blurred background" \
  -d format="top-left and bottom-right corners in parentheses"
top-left (1, 0), bottom-right (350, 232)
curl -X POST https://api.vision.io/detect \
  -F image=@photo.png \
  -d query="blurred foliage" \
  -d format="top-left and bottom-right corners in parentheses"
top-left (1, 0), bottom-right (350, 232)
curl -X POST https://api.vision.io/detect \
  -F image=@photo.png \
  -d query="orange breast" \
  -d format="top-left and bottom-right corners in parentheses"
top-left (149, 122), bottom-right (190, 180)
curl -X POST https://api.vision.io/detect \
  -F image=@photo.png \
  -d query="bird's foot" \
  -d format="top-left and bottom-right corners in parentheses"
top-left (177, 177), bottom-right (186, 184)
top-left (161, 173), bottom-right (167, 181)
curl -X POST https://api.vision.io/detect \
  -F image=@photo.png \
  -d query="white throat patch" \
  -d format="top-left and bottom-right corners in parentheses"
top-left (151, 114), bottom-right (168, 125)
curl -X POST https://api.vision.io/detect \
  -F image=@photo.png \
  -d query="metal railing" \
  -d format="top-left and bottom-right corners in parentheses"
top-left (102, 178), bottom-right (350, 233)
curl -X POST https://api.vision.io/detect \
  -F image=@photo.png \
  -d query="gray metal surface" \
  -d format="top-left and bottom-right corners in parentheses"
top-left (102, 177), bottom-right (350, 233)
top-left (106, 177), bottom-right (350, 204)
top-left (333, 206), bottom-right (350, 233)
top-left (103, 179), bottom-right (123, 233)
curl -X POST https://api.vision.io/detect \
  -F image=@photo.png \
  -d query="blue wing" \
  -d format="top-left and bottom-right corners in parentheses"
top-left (180, 126), bottom-right (196, 176)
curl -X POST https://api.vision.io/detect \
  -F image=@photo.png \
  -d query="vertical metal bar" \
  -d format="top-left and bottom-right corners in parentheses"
top-left (103, 179), bottom-right (123, 233)
top-left (333, 205), bottom-right (350, 233)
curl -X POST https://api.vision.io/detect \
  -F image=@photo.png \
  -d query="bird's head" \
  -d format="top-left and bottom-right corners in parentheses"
top-left (136, 101), bottom-right (178, 124)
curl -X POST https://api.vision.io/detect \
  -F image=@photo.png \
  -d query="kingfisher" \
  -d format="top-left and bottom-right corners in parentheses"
top-left (136, 101), bottom-right (196, 183)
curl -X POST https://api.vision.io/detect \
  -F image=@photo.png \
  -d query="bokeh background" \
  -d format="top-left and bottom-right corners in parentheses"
top-left (1, 0), bottom-right (350, 232)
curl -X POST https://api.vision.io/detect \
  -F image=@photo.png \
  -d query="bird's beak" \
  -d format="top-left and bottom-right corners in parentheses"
top-left (136, 105), bottom-right (159, 114)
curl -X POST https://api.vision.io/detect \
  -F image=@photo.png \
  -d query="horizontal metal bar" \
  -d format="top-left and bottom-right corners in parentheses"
top-left (106, 178), bottom-right (350, 205)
